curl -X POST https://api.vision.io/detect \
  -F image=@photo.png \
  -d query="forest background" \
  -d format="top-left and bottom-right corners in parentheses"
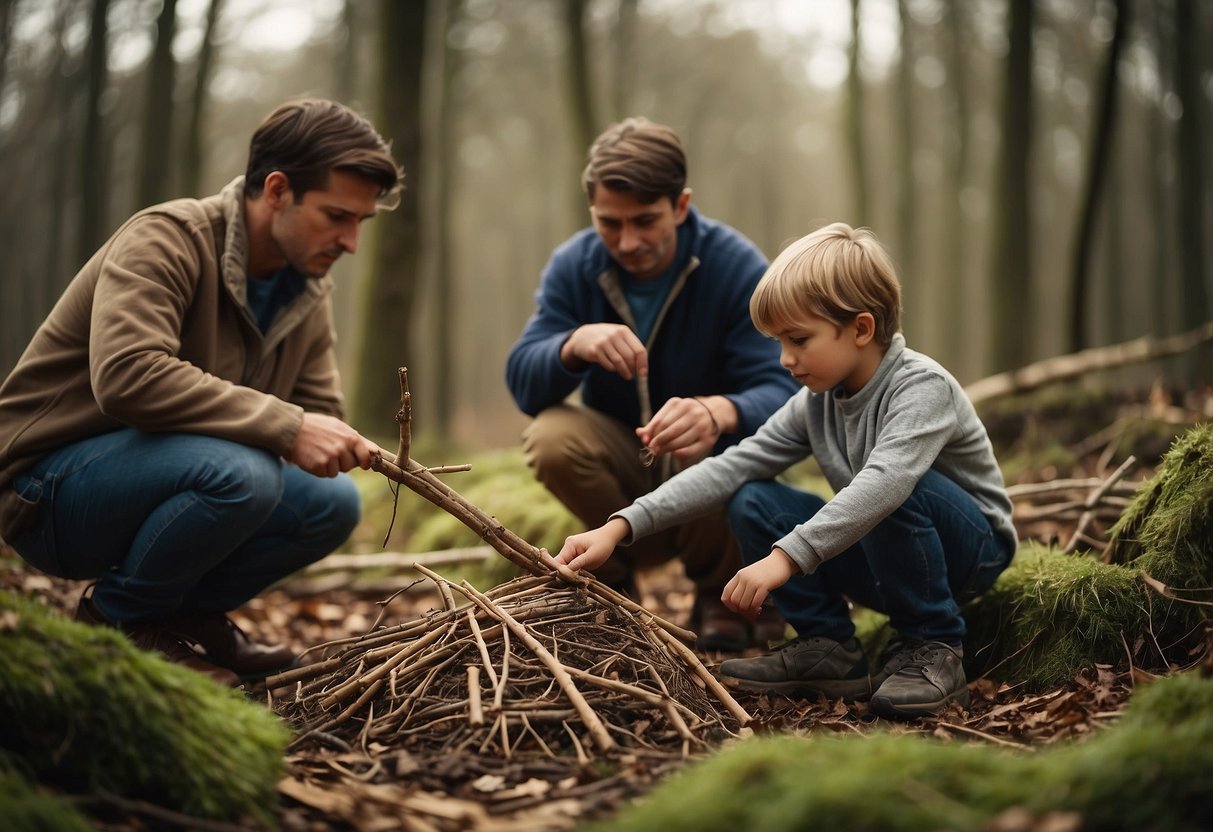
top-left (0, 0), bottom-right (1210, 453)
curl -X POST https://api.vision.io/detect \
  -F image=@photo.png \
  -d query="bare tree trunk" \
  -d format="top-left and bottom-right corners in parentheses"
top-left (1068, 0), bottom-right (1128, 354)
top-left (137, 0), bottom-right (179, 207)
top-left (182, 0), bottom-right (224, 198)
top-left (335, 0), bottom-right (359, 103)
top-left (1174, 0), bottom-right (1208, 329)
top-left (846, 0), bottom-right (869, 226)
top-left (988, 0), bottom-right (1033, 373)
top-left (563, 0), bottom-right (597, 160)
top-left (1149, 1), bottom-right (1173, 337)
top-left (78, 0), bottom-right (111, 267)
top-left (894, 0), bottom-right (917, 292)
top-left (1104, 144), bottom-right (1124, 343)
top-left (612, 0), bottom-right (638, 120)
top-left (941, 0), bottom-right (971, 365)
top-left (0, 0), bottom-right (15, 99)
top-left (431, 0), bottom-right (466, 442)
top-left (352, 0), bottom-right (426, 432)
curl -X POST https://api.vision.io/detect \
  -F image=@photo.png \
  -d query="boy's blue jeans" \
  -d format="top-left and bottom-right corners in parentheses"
top-left (726, 470), bottom-right (1013, 644)
top-left (7, 429), bottom-right (360, 623)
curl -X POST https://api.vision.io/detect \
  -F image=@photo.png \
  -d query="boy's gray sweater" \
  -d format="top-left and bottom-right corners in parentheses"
top-left (615, 334), bottom-right (1017, 575)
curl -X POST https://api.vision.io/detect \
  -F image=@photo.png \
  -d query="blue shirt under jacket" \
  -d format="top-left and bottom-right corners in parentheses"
top-left (505, 207), bottom-right (797, 451)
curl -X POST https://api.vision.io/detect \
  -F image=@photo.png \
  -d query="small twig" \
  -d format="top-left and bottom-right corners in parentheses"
top-left (395, 366), bottom-right (412, 466)
top-left (494, 626), bottom-right (511, 712)
top-left (414, 562), bottom-right (457, 611)
top-left (1064, 455), bottom-right (1137, 553)
top-left (562, 721), bottom-right (589, 765)
top-left (466, 608), bottom-right (500, 690)
top-left (467, 666), bottom-right (484, 727)
top-left (77, 793), bottom-right (257, 832)
top-left (934, 720), bottom-right (1028, 749)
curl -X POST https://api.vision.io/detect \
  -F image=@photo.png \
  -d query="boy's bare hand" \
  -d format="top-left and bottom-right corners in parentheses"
top-left (288, 412), bottom-right (379, 477)
top-left (722, 548), bottom-right (799, 618)
top-left (553, 517), bottom-right (632, 573)
top-left (560, 323), bottom-right (648, 380)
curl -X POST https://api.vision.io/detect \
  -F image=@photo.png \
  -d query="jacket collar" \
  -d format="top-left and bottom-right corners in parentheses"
top-left (217, 176), bottom-right (332, 351)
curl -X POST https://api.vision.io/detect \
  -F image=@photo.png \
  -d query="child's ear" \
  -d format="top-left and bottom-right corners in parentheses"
top-left (854, 312), bottom-right (877, 346)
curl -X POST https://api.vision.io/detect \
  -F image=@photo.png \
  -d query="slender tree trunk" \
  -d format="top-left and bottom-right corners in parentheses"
top-left (0, 0), bottom-right (22, 368)
top-left (137, 0), bottom-right (179, 207)
top-left (1174, 0), bottom-right (1208, 329)
top-left (432, 0), bottom-right (466, 442)
top-left (847, 0), bottom-right (869, 226)
top-left (78, 0), bottom-right (111, 267)
top-left (1104, 141), bottom-right (1124, 343)
top-left (182, 0), bottom-right (223, 197)
top-left (0, 0), bottom-right (15, 100)
top-left (1068, 0), bottom-right (1128, 354)
top-left (942, 0), bottom-right (971, 368)
top-left (335, 0), bottom-right (358, 103)
top-left (352, 0), bottom-right (426, 432)
top-left (1149, 1), bottom-right (1173, 337)
top-left (988, 0), bottom-right (1033, 373)
top-left (612, 0), bottom-right (638, 120)
top-left (563, 0), bottom-right (597, 160)
top-left (894, 0), bottom-right (917, 296)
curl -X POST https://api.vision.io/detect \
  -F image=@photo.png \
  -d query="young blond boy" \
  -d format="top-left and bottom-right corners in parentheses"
top-left (554, 222), bottom-right (1016, 718)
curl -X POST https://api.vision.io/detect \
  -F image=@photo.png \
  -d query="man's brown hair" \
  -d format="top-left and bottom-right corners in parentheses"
top-left (244, 99), bottom-right (402, 206)
top-left (581, 117), bottom-right (687, 206)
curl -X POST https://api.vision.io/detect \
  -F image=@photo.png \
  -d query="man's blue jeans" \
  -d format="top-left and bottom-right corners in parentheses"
top-left (8, 429), bottom-right (360, 623)
top-left (726, 470), bottom-right (1013, 644)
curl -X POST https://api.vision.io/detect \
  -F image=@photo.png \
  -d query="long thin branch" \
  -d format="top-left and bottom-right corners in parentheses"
top-left (965, 321), bottom-right (1213, 405)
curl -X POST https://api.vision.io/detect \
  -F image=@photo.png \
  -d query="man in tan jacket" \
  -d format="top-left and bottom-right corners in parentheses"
top-left (0, 99), bottom-right (401, 686)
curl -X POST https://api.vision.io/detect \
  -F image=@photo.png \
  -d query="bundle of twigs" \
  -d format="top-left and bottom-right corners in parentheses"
top-left (1007, 455), bottom-right (1143, 554)
top-left (269, 369), bottom-right (751, 764)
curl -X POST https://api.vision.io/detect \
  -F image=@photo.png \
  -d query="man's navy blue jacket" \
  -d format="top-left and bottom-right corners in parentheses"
top-left (505, 207), bottom-right (797, 451)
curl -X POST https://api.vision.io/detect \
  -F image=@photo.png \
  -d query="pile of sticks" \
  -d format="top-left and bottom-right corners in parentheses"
top-left (269, 369), bottom-right (751, 763)
top-left (270, 568), bottom-right (748, 760)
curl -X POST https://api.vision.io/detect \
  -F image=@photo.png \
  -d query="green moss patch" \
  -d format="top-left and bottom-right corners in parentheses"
top-left (599, 670), bottom-right (1213, 832)
top-left (0, 592), bottom-right (289, 824)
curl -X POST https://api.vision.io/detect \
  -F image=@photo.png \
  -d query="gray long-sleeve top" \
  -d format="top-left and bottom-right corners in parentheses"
top-left (615, 334), bottom-right (1017, 574)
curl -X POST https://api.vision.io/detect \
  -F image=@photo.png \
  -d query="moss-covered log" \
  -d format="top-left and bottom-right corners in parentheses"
top-left (961, 424), bottom-right (1213, 688)
top-left (961, 543), bottom-right (1203, 688)
top-left (0, 765), bottom-right (92, 832)
top-left (598, 670), bottom-right (1213, 831)
top-left (1107, 422), bottom-right (1213, 591)
top-left (0, 591), bottom-right (289, 825)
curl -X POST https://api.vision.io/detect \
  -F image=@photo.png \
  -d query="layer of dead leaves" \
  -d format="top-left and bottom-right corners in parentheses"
top-left (6, 386), bottom-right (1208, 830)
top-left (0, 557), bottom-right (1138, 832)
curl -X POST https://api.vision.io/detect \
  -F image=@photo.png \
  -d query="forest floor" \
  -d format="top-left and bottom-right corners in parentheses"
top-left (3, 382), bottom-right (1210, 831)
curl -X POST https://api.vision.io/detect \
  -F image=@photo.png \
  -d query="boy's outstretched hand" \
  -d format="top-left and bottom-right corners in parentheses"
top-left (553, 516), bottom-right (632, 573)
top-left (722, 548), bottom-right (800, 618)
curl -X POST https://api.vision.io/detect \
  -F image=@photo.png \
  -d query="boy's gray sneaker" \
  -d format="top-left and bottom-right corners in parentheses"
top-left (717, 636), bottom-right (872, 701)
top-left (869, 640), bottom-right (968, 719)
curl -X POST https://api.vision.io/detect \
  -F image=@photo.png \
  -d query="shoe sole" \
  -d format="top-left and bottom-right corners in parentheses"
top-left (869, 688), bottom-right (970, 719)
top-left (722, 674), bottom-right (874, 702)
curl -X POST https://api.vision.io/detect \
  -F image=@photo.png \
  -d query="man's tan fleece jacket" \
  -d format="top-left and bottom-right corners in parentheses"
top-left (0, 177), bottom-right (346, 542)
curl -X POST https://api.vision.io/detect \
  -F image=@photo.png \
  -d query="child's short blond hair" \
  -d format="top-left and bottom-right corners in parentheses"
top-left (750, 222), bottom-right (902, 346)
